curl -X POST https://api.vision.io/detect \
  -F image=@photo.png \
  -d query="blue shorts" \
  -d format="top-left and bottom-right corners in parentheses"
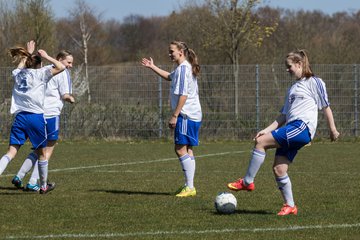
top-left (174, 115), bottom-right (201, 146)
top-left (46, 116), bottom-right (60, 141)
top-left (271, 120), bottom-right (311, 161)
top-left (10, 112), bottom-right (47, 149)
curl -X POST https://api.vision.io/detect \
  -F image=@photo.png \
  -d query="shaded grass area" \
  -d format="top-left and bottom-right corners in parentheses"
top-left (0, 140), bottom-right (359, 239)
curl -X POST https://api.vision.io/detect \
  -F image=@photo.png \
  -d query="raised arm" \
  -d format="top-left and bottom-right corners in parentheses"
top-left (26, 40), bottom-right (36, 54)
top-left (323, 106), bottom-right (340, 141)
top-left (37, 49), bottom-right (65, 75)
top-left (141, 57), bottom-right (171, 81)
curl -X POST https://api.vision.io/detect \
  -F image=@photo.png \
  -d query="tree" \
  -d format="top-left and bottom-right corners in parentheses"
top-left (14, 0), bottom-right (56, 49)
top-left (202, 0), bottom-right (278, 116)
top-left (65, 0), bottom-right (104, 103)
top-left (0, 1), bottom-right (13, 66)
top-left (0, 0), bottom-right (56, 65)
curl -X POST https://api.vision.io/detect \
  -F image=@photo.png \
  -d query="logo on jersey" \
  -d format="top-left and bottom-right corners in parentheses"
top-left (16, 72), bottom-right (28, 93)
top-left (289, 94), bottom-right (304, 104)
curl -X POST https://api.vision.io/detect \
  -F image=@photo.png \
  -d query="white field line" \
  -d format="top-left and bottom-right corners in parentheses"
top-left (2, 223), bottom-right (360, 239)
top-left (1, 150), bottom-right (247, 177)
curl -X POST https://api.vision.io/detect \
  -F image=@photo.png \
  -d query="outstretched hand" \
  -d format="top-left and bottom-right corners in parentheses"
top-left (27, 40), bottom-right (36, 54)
top-left (141, 57), bottom-right (154, 68)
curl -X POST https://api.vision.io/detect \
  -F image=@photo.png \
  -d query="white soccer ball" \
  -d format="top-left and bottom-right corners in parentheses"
top-left (215, 192), bottom-right (237, 214)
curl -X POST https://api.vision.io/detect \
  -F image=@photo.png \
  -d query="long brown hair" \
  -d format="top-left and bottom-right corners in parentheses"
top-left (170, 41), bottom-right (200, 77)
top-left (286, 49), bottom-right (313, 78)
top-left (8, 47), bottom-right (41, 68)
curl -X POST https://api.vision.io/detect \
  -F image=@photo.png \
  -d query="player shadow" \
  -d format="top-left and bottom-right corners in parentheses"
top-left (213, 209), bottom-right (272, 215)
top-left (0, 186), bottom-right (27, 195)
top-left (91, 189), bottom-right (173, 196)
top-left (235, 209), bottom-right (273, 215)
top-left (0, 186), bottom-right (19, 190)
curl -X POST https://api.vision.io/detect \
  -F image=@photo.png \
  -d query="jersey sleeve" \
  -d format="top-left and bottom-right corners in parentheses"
top-left (280, 88), bottom-right (291, 114)
top-left (313, 77), bottom-right (330, 110)
top-left (58, 69), bottom-right (72, 96)
top-left (12, 69), bottom-right (21, 78)
top-left (40, 67), bottom-right (53, 83)
top-left (170, 65), bottom-right (190, 96)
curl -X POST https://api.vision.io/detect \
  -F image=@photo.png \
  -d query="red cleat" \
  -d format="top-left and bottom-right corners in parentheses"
top-left (277, 204), bottom-right (298, 216)
top-left (227, 178), bottom-right (255, 191)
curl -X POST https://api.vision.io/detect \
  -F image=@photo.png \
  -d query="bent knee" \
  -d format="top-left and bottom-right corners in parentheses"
top-left (273, 165), bottom-right (288, 177)
top-left (254, 135), bottom-right (272, 149)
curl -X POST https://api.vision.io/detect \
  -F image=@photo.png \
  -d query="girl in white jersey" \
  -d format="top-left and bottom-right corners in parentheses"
top-left (227, 50), bottom-right (340, 215)
top-left (141, 41), bottom-right (202, 197)
top-left (12, 49), bottom-right (75, 192)
top-left (0, 41), bottom-right (65, 194)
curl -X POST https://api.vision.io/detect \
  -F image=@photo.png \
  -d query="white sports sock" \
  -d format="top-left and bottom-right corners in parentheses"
top-left (179, 154), bottom-right (195, 189)
top-left (0, 154), bottom-right (12, 175)
top-left (276, 174), bottom-right (295, 207)
top-left (17, 152), bottom-right (37, 180)
top-left (29, 160), bottom-right (39, 185)
top-left (244, 148), bottom-right (266, 185)
top-left (38, 160), bottom-right (48, 189)
top-left (190, 155), bottom-right (196, 186)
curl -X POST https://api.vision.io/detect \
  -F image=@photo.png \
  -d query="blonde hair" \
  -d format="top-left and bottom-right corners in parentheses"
top-left (286, 49), bottom-right (313, 78)
top-left (170, 41), bottom-right (200, 77)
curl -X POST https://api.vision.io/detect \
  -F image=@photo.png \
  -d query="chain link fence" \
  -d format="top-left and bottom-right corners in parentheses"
top-left (0, 64), bottom-right (358, 141)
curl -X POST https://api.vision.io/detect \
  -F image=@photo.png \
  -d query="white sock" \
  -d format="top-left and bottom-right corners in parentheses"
top-left (16, 152), bottom-right (37, 180)
top-left (0, 154), bottom-right (12, 175)
top-left (190, 156), bottom-right (196, 186)
top-left (179, 154), bottom-right (195, 189)
top-left (276, 174), bottom-right (295, 207)
top-left (38, 160), bottom-right (48, 189)
top-left (244, 148), bottom-right (266, 185)
top-left (29, 160), bottom-right (39, 185)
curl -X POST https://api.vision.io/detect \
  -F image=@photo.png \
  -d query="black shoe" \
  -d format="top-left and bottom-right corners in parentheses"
top-left (39, 182), bottom-right (56, 194)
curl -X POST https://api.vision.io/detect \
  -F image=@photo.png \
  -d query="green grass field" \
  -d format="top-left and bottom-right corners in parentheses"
top-left (0, 140), bottom-right (359, 239)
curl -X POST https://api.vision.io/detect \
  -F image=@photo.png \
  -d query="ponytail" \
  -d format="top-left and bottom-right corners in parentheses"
top-left (187, 48), bottom-right (200, 77)
top-left (8, 47), bottom-right (41, 68)
top-left (170, 41), bottom-right (200, 77)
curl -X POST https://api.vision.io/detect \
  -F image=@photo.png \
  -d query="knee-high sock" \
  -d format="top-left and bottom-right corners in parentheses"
top-left (38, 160), bottom-right (48, 189)
top-left (0, 155), bottom-right (12, 175)
top-left (276, 174), bottom-right (295, 207)
top-left (29, 160), bottom-right (39, 185)
top-left (179, 154), bottom-right (195, 189)
top-left (244, 149), bottom-right (266, 185)
top-left (16, 152), bottom-right (37, 180)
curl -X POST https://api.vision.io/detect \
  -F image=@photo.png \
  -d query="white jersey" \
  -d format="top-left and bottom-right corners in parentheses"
top-left (11, 67), bottom-right (52, 115)
top-left (281, 76), bottom-right (330, 139)
top-left (169, 60), bottom-right (202, 122)
top-left (43, 65), bottom-right (72, 118)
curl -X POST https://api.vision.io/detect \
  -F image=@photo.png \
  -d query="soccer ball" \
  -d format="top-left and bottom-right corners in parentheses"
top-left (214, 192), bottom-right (237, 214)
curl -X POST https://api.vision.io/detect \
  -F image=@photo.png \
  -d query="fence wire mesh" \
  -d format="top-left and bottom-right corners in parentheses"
top-left (0, 64), bottom-right (358, 140)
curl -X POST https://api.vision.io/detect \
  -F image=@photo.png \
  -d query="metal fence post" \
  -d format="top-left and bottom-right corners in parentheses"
top-left (354, 64), bottom-right (358, 137)
top-left (256, 64), bottom-right (260, 132)
top-left (158, 75), bottom-right (163, 138)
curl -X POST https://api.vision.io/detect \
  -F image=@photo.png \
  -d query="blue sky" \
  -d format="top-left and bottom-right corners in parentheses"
top-left (50, 0), bottom-right (360, 21)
